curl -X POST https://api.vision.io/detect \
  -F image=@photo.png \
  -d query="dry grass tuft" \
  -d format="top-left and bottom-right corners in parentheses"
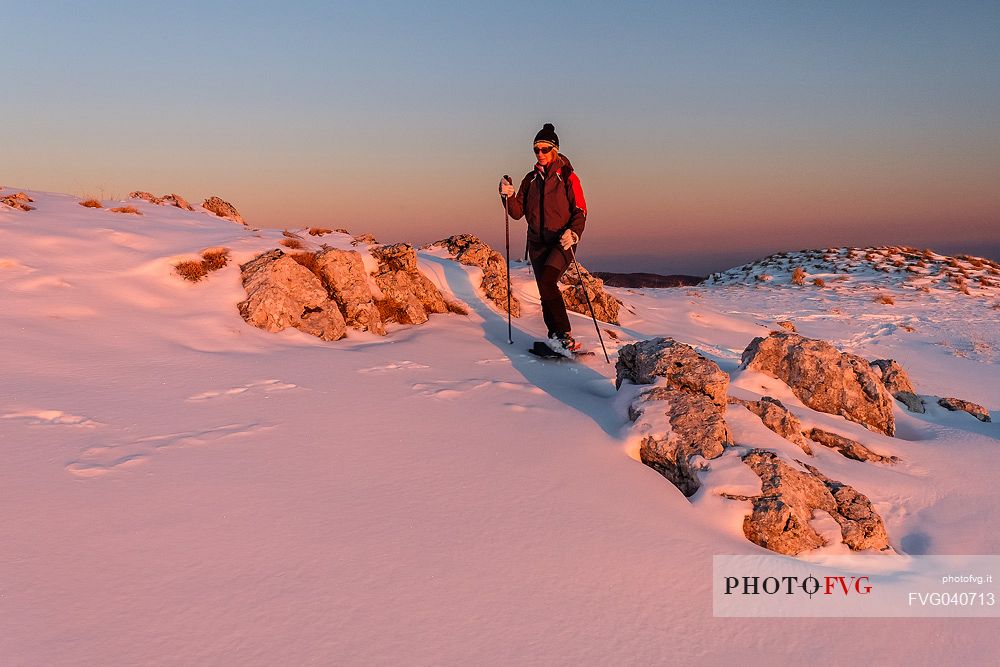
top-left (445, 300), bottom-right (469, 316)
top-left (281, 238), bottom-right (304, 249)
top-left (875, 294), bottom-right (895, 305)
top-left (812, 277), bottom-right (825, 287)
top-left (110, 205), bottom-right (142, 215)
top-left (308, 227), bottom-right (334, 236)
top-left (791, 266), bottom-right (806, 285)
top-left (79, 198), bottom-right (103, 208)
top-left (201, 248), bottom-right (230, 271)
top-left (175, 260), bottom-right (208, 282)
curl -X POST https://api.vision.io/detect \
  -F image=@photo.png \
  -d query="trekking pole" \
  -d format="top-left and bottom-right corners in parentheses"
top-left (501, 175), bottom-right (514, 345)
top-left (567, 246), bottom-right (611, 364)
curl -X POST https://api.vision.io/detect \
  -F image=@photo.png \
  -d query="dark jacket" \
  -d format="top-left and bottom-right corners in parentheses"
top-left (505, 154), bottom-right (587, 246)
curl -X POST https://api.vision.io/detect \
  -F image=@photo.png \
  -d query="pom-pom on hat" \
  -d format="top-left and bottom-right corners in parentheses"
top-left (533, 123), bottom-right (559, 148)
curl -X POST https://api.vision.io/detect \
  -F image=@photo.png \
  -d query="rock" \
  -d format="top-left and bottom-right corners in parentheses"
top-left (129, 191), bottom-right (162, 204)
top-left (938, 397), bottom-right (991, 422)
top-left (162, 193), bottom-right (195, 211)
top-left (728, 396), bottom-right (812, 454)
top-left (800, 462), bottom-right (891, 551)
top-left (776, 320), bottom-right (796, 332)
top-left (314, 248), bottom-right (385, 335)
top-left (130, 191), bottom-right (195, 211)
top-left (351, 233), bottom-right (379, 246)
top-left (559, 262), bottom-right (621, 325)
top-left (620, 337), bottom-right (733, 496)
top-left (1, 192), bottom-right (35, 211)
top-left (237, 250), bottom-right (346, 341)
top-left (734, 450), bottom-right (890, 555)
top-left (616, 337), bottom-right (729, 406)
top-left (202, 196), bottom-right (245, 225)
top-left (741, 332), bottom-right (895, 436)
top-left (632, 390), bottom-right (733, 497)
top-left (870, 358), bottom-right (924, 413)
top-left (429, 234), bottom-right (520, 316)
top-left (806, 428), bottom-right (898, 464)
top-left (370, 243), bottom-right (448, 325)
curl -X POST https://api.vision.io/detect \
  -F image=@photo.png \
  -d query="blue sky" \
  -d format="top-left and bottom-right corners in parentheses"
top-left (4, 1), bottom-right (998, 273)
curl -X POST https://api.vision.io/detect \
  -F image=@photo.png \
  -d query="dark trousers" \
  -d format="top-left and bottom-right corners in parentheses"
top-left (528, 241), bottom-right (573, 337)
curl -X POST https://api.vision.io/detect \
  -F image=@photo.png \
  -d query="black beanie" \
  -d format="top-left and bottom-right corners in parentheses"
top-left (533, 123), bottom-right (559, 148)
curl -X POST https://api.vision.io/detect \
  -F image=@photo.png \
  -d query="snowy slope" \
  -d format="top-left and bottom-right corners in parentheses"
top-left (2, 188), bottom-right (998, 664)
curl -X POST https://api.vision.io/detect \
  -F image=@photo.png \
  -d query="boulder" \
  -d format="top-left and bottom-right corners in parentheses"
top-left (559, 262), bottom-right (621, 325)
top-left (430, 234), bottom-right (520, 316)
top-left (938, 397), bottom-right (991, 422)
top-left (732, 450), bottom-right (890, 555)
top-left (162, 193), bottom-right (195, 211)
top-left (616, 337), bottom-right (729, 406)
top-left (351, 233), bottom-right (379, 246)
top-left (619, 338), bottom-right (733, 497)
top-left (741, 332), bottom-right (896, 436)
top-left (129, 191), bottom-right (195, 211)
top-left (728, 396), bottom-right (812, 454)
top-left (631, 390), bottom-right (732, 497)
top-left (1, 192), bottom-right (35, 211)
top-left (237, 250), bottom-right (346, 341)
top-left (370, 243), bottom-right (448, 325)
top-left (806, 428), bottom-right (898, 464)
top-left (129, 191), bottom-right (162, 204)
top-left (870, 358), bottom-right (924, 413)
top-left (202, 196), bottom-right (245, 225)
top-left (800, 462), bottom-right (891, 552)
top-left (314, 248), bottom-right (385, 335)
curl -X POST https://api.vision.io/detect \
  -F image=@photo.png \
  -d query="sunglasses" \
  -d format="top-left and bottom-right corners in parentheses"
top-left (533, 145), bottom-right (555, 155)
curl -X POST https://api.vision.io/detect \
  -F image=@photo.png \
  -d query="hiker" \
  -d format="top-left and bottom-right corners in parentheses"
top-left (500, 123), bottom-right (588, 354)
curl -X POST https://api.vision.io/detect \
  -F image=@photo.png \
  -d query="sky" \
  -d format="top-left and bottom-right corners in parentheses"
top-left (3, 0), bottom-right (998, 275)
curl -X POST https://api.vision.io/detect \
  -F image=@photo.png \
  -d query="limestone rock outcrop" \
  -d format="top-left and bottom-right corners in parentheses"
top-left (741, 332), bottom-right (896, 436)
top-left (938, 397), bottom-right (991, 422)
top-left (1, 191), bottom-right (34, 211)
top-left (430, 234), bottom-right (520, 316)
top-left (870, 358), bottom-right (924, 413)
top-left (559, 262), bottom-right (621, 325)
top-left (618, 338), bottom-right (733, 497)
top-left (314, 248), bottom-right (385, 335)
top-left (728, 396), bottom-right (812, 454)
top-left (202, 196), bottom-right (245, 225)
top-left (370, 243), bottom-right (448, 325)
top-left (129, 191), bottom-right (195, 211)
top-left (806, 428), bottom-right (898, 464)
top-left (616, 337), bottom-right (729, 405)
top-left (732, 450), bottom-right (890, 555)
top-left (237, 250), bottom-right (346, 341)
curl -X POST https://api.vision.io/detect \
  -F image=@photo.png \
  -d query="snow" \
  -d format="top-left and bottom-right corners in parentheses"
top-left (1, 188), bottom-right (998, 664)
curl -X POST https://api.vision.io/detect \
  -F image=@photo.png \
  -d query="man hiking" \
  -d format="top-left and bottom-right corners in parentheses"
top-left (500, 123), bottom-right (588, 355)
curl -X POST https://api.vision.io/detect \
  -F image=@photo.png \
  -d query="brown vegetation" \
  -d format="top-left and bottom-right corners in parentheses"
top-left (201, 248), bottom-right (230, 271)
top-left (79, 198), bottom-right (103, 208)
top-left (174, 260), bottom-right (208, 282)
top-left (445, 300), bottom-right (469, 316)
top-left (875, 294), bottom-right (895, 305)
top-left (110, 205), bottom-right (142, 215)
top-left (308, 227), bottom-right (334, 236)
top-left (791, 266), bottom-right (806, 285)
top-left (289, 251), bottom-right (322, 279)
top-left (280, 238), bottom-right (303, 249)
top-left (812, 278), bottom-right (825, 287)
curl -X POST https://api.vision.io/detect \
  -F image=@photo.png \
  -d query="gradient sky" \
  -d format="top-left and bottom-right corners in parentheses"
top-left (4, 1), bottom-right (998, 274)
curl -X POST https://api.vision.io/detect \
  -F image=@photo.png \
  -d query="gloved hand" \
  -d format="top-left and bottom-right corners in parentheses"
top-left (499, 178), bottom-right (515, 198)
top-left (560, 229), bottom-right (579, 250)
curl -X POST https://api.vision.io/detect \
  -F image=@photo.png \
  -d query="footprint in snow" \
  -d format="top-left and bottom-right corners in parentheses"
top-left (65, 422), bottom-right (271, 478)
top-left (358, 361), bottom-right (430, 373)
top-left (187, 379), bottom-right (299, 401)
top-left (2, 409), bottom-right (100, 427)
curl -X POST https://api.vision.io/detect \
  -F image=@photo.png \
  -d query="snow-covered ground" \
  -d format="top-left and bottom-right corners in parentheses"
top-left (2, 188), bottom-right (997, 664)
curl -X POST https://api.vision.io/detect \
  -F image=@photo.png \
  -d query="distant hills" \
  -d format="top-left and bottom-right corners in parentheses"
top-left (593, 272), bottom-right (704, 288)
